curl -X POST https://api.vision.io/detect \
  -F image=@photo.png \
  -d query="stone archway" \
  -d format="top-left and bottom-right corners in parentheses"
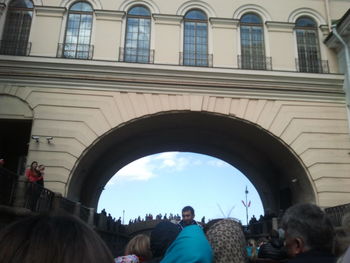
top-left (68, 111), bottom-right (315, 214)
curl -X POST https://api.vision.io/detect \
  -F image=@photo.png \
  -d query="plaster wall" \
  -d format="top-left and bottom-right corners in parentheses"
top-left (0, 79), bottom-right (349, 207)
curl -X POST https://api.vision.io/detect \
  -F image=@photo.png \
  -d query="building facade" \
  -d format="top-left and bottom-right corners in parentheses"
top-left (0, 0), bottom-right (349, 213)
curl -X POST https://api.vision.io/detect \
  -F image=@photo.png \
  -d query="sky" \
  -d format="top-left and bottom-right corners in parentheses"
top-left (97, 152), bottom-right (264, 225)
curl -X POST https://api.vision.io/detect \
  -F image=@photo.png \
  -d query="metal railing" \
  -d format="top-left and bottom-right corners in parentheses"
top-left (296, 59), bottom-right (329, 74)
top-left (325, 203), bottom-right (350, 227)
top-left (58, 196), bottom-right (76, 214)
top-left (119, 47), bottom-right (155, 64)
top-left (238, 55), bottom-right (272, 70)
top-left (80, 205), bottom-right (91, 222)
top-left (57, 43), bottom-right (94, 60)
top-left (179, 52), bottom-right (213, 67)
top-left (0, 167), bottom-right (18, 206)
top-left (0, 40), bottom-right (31, 56)
top-left (24, 182), bottom-right (55, 212)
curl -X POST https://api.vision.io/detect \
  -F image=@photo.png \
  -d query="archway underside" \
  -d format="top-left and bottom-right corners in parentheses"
top-left (68, 111), bottom-right (315, 214)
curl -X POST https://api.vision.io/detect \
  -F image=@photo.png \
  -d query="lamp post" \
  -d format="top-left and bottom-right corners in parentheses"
top-left (245, 186), bottom-right (249, 225)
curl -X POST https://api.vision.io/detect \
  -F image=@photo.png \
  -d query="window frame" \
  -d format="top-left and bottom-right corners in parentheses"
top-left (62, 1), bottom-right (94, 59)
top-left (182, 9), bottom-right (209, 67)
top-left (0, 0), bottom-right (34, 56)
top-left (295, 16), bottom-right (323, 73)
top-left (239, 12), bottom-right (267, 70)
top-left (123, 5), bottom-right (152, 63)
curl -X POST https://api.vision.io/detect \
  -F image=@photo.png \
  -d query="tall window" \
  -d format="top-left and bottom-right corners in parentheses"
top-left (62, 2), bottom-right (93, 59)
top-left (240, 13), bottom-right (267, 70)
top-left (295, 16), bottom-right (322, 73)
top-left (0, 0), bottom-right (33, 56)
top-left (183, 9), bottom-right (208, 66)
top-left (124, 5), bottom-right (151, 63)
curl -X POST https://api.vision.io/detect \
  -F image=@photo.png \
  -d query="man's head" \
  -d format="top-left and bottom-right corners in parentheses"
top-left (181, 206), bottom-right (195, 225)
top-left (281, 203), bottom-right (334, 258)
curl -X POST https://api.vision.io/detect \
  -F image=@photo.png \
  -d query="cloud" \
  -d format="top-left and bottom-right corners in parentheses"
top-left (156, 152), bottom-right (190, 171)
top-left (207, 159), bottom-right (229, 168)
top-left (107, 156), bottom-right (156, 185)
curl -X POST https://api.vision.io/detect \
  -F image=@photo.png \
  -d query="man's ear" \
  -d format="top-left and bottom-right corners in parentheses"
top-left (294, 237), bottom-right (306, 255)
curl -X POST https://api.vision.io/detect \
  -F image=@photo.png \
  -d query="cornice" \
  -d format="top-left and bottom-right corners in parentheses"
top-left (265, 21), bottom-right (294, 33)
top-left (152, 14), bottom-right (182, 25)
top-left (209, 18), bottom-right (239, 29)
top-left (35, 6), bottom-right (66, 17)
top-left (95, 10), bottom-right (125, 21)
top-left (319, 24), bottom-right (330, 37)
top-left (0, 56), bottom-right (345, 103)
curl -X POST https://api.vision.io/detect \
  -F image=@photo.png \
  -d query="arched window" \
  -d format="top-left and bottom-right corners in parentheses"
top-left (295, 16), bottom-right (323, 73)
top-left (240, 13), bottom-right (267, 70)
top-left (123, 5), bottom-right (151, 63)
top-left (61, 2), bottom-right (93, 59)
top-left (0, 0), bottom-right (33, 56)
top-left (183, 9), bottom-right (209, 67)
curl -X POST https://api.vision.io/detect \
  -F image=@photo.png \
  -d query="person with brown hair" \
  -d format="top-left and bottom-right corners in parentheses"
top-left (116, 234), bottom-right (152, 263)
top-left (0, 213), bottom-right (115, 263)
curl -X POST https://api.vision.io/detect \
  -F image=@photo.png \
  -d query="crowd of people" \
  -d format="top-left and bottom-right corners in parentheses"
top-left (1, 203), bottom-right (349, 263)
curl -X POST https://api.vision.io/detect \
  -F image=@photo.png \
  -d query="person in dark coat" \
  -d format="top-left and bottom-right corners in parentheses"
top-left (281, 203), bottom-right (336, 263)
top-left (258, 229), bottom-right (287, 261)
top-left (145, 221), bottom-right (180, 263)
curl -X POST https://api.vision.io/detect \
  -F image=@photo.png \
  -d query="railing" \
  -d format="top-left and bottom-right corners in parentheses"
top-left (23, 182), bottom-right (55, 212)
top-left (0, 167), bottom-right (18, 206)
top-left (80, 204), bottom-right (91, 222)
top-left (57, 43), bottom-right (94, 60)
top-left (179, 52), bottom-right (213, 67)
top-left (238, 55), bottom-right (272, 70)
top-left (325, 203), bottom-right (350, 227)
top-left (296, 59), bottom-right (329, 74)
top-left (0, 40), bottom-right (31, 56)
top-left (58, 196), bottom-right (76, 214)
top-left (119, 47), bottom-right (155, 64)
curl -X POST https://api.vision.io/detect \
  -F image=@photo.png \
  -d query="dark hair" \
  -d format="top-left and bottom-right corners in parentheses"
top-left (182, 206), bottom-right (194, 215)
top-left (281, 203), bottom-right (334, 252)
top-left (0, 213), bottom-right (114, 263)
top-left (30, 161), bottom-right (38, 170)
top-left (150, 221), bottom-right (180, 259)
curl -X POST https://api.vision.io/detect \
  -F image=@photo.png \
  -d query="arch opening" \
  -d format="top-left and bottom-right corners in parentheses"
top-left (68, 111), bottom-right (316, 214)
top-left (98, 151), bottom-right (265, 224)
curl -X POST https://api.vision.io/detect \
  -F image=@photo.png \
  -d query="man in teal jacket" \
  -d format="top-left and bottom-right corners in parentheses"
top-left (161, 225), bottom-right (213, 263)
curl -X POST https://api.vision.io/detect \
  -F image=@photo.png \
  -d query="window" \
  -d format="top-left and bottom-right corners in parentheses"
top-left (239, 13), bottom-right (268, 70)
top-left (183, 9), bottom-right (209, 66)
top-left (0, 0), bottom-right (33, 56)
top-left (61, 2), bottom-right (93, 59)
top-left (295, 16), bottom-right (324, 73)
top-left (123, 5), bottom-right (151, 63)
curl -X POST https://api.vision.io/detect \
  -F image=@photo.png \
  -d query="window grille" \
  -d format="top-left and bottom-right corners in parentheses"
top-left (183, 10), bottom-right (210, 67)
top-left (61, 2), bottom-right (93, 59)
top-left (240, 13), bottom-right (267, 70)
top-left (295, 16), bottom-right (325, 73)
top-left (0, 0), bottom-right (33, 56)
top-left (123, 5), bottom-right (151, 63)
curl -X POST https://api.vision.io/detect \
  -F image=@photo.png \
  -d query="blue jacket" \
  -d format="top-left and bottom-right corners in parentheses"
top-left (161, 225), bottom-right (213, 263)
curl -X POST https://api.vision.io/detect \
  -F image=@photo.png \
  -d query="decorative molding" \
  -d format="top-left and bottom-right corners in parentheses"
top-left (319, 24), bottom-right (330, 37)
top-left (95, 10), bottom-right (125, 21)
top-left (265, 21), bottom-right (295, 33)
top-left (176, 0), bottom-right (217, 17)
top-left (152, 14), bottom-right (182, 25)
top-left (118, 0), bottom-right (160, 14)
top-left (233, 4), bottom-right (272, 21)
top-left (0, 56), bottom-right (344, 103)
top-left (35, 6), bottom-right (66, 17)
top-left (288, 8), bottom-right (326, 25)
top-left (209, 18), bottom-right (239, 29)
